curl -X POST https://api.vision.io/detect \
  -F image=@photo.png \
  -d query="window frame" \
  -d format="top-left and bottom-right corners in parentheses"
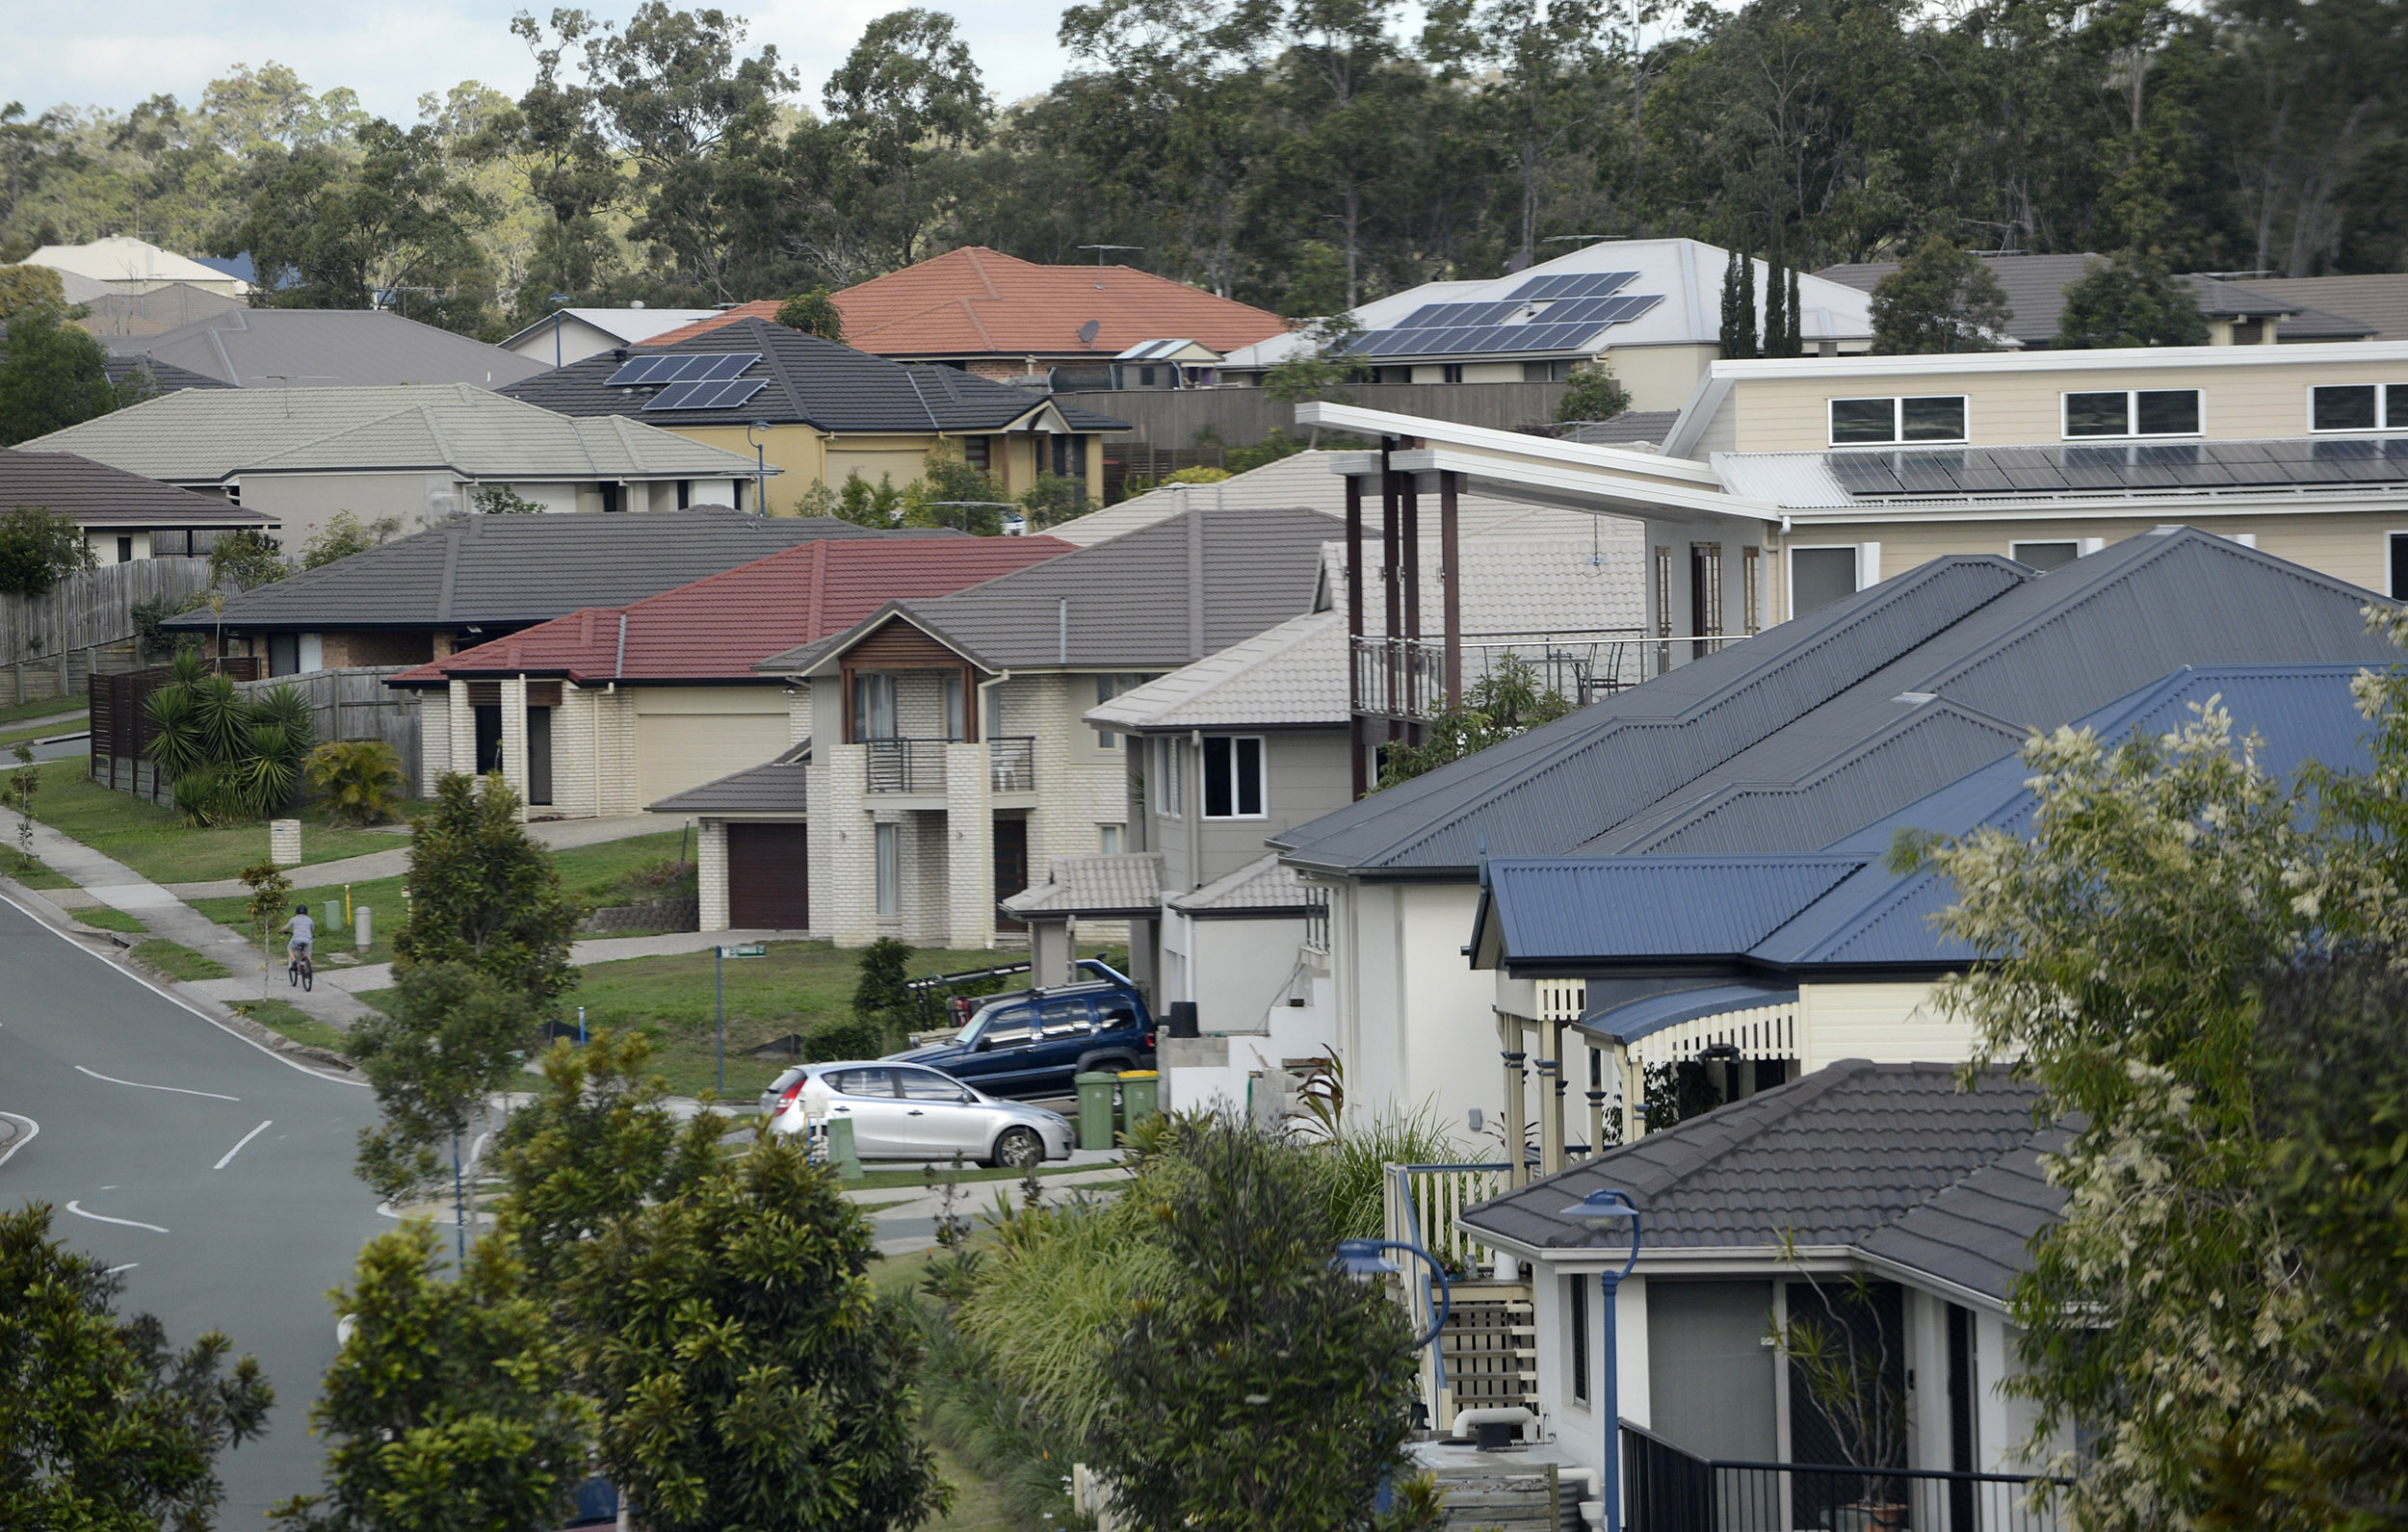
top-left (874, 821), bottom-right (900, 917)
top-left (2060, 388), bottom-right (2203, 440)
top-left (1825, 395), bottom-right (1970, 447)
top-left (1201, 735), bottom-right (1268, 820)
top-left (1787, 544), bottom-right (1864, 621)
top-left (1156, 737), bottom-right (1183, 820)
top-left (1568, 1274), bottom-right (1591, 1407)
top-left (2310, 382), bottom-right (2408, 433)
top-left (2391, 532), bottom-right (2408, 600)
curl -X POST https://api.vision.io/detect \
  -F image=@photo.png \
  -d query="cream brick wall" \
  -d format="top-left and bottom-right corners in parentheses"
top-left (550, 686), bottom-right (601, 818)
top-left (499, 676), bottom-right (529, 818)
top-left (945, 739), bottom-right (993, 948)
top-left (447, 683), bottom-right (475, 777)
top-left (592, 691), bottom-right (639, 815)
top-left (421, 693), bottom-right (452, 791)
top-left (698, 819), bottom-right (729, 930)
top-left (787, 686), bottom-right (813, 744)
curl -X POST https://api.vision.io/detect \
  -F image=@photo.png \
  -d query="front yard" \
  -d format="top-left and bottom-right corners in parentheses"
top-left (24, 760), bottom-right (415, 883)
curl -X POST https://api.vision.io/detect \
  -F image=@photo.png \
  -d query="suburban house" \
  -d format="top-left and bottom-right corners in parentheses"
top-left (2235, 273), bottom-right (2408, 341)
top-left (1451, 1059), bottom-right (2071, 1521)
top-left (0, 447), bottom-right (276, 561)
top-left (1815, 251), bottom-right (2378, 348)
top-left (156, 508), bottom-right (937, 674)
top-left (99, 308), bottom-right (547, 390)
top-left (72, 281), bottom-right (244, 339)
top-left (664, 505), bottom-right (1343, 947)
top-left (15, 383), bottom-right (768, 547)
top-left (1263, 528), bottom-right (2399, 1142)
top-left (499, 305), bottom-right (722, 369)
top-left (501, 316), bottom-right (1129, 512)
top-left (24, 235), bottom-right (250, 297)
top-left (642, 247), bottom-right (1289, 383)
top-left (1217, 238), bottom-right (1877, 409)
top-left (386, 533), bottom-right (1072, 816)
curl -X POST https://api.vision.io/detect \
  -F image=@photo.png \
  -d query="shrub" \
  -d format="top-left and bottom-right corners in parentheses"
top-left (1554, 359), bottom-right (1632, 423)
top-left (1165, 465), bottom-right (1230, 484)
top-left (803, 1014), bottom-right (887, 1062)
top-left (0, 504), bottom-right (96, 596)
top-left (304, 740), bottom-right (406, 825)
top-left (299, 510), bottom-right (402, 569)
top-left (144, 651), bottom-right (314, 824)
top-left (206, 529), bottom-right (287, 589)
top-left (1017, 471), bottom-right (1088, 529)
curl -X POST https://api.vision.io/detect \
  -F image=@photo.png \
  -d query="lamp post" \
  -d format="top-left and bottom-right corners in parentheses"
top-left (547, 293), bottom-right (570, 369)
top-left (1334, 1236), bottom-right (1453, 1353)
top-left (1561, 1188), bottom-right (1642, 1532)
top-left (746, 419), bottom-right (771, 515)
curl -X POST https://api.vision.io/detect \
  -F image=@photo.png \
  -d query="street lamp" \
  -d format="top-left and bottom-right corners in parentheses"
top-left (745, 420), bottom-right (771, 515)
top-left (1561, 1188), bottom-right (1642, 1532)
top-left (1334, 1237), bottom-right (1453, 1352)
top-left (547, 293), bottom-right (570, 370)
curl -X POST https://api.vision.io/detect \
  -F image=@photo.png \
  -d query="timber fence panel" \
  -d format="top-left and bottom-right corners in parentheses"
top-left (232, 667), bottom-right (424, 796)
top-left (0, 559), bottom-right (217, 667)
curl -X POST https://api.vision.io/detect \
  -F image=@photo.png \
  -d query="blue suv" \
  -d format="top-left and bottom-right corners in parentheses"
top-left (888, 962), bottom-right (1154, 1101)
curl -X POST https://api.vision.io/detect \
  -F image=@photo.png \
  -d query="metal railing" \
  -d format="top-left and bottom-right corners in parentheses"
top-left (1301, 883), bottom-right (1330, 955)
top-left (989, 735), bottom-right (1035, 792)
top-left (863, 737), bottom-right (948, 792)
top-left (1350, 631), bottom-right (1742, 721)
top-left (1624, 1422), bottom-right (2068, 1532)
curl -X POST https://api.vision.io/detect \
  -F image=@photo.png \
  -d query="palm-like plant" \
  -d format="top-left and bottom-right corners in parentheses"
top-left (143, 664), bottom-right (315, 825)
top-left (304, 740), bottom-right (406, 826)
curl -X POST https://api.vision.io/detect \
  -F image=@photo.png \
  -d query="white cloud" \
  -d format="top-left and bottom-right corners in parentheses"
top-left (2, 1), bottom-right (1074, 125)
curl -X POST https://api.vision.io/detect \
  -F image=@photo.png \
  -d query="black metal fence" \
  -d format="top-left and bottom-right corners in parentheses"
top-left (1624, 1423), bottom-right (2066, 1532)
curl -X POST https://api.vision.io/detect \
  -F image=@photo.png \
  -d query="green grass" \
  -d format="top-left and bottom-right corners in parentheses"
top-left (0, 697), bottom-right (87, 727)
top-left (230, 998), bottom-right (348, 1052)
top-left (189, 830), bottom-right (693, 967)
top-left (76, 907), bottom-right (145, 935)
top-left (1, 854), bottom-right (75, 890)
top-left (0, 711), bottom-right (84, 749)
top-left (130, 939), bottom-right (231, 981)
top-left (25, 761), bottom-right (419, 883)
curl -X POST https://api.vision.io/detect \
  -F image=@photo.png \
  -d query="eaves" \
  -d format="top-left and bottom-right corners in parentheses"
top-left (1779, 487), bottom-right (2408, 525)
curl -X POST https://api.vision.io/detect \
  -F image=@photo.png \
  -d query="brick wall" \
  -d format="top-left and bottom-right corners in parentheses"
top-left (698, 819), bottom-right (729, 930)
top-left (320, 630), bottom-right (435, 668)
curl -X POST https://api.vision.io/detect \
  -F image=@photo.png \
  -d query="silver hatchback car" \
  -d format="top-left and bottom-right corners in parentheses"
top-left (765, 1060), bottom-right (1074, 1168)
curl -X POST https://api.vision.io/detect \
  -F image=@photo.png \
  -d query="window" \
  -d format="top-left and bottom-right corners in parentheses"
top-left (1568, 1276), bottom-right (1590, 1406)
top-left (2063, 389), bottom-right (2200, 438)
top-left (1096, 996), bottom-right (1139, 1030)
top-left (2312, 383), bottom-right (2408, 432)
top-left (1038, 999), bottom-right (1095, 1037)
top-left (984, 685), bottom-right (1006, 740)
top-left (943, 673), bottom-right (964, 741)
top-left (1203, 736), bottom-right (1266, 818)
top-left (1099, 823), bottom-right (1124, 854)
top-left (268, 633), bottom-right (300, 677)
top-left (897, 1067), bottom-right (965, 1101)
top-left (1139, 365), bottom-right (1158, 386)
top-left (115, 535), bottom-right (134, 563)
top-left (1157, 738), bottom-right (1183, 819)
top-left (1790, 546), bottom-right (1862, 617)
top-left (962, 435), bottom-right (991, 472)
top-left (828, 1066), bottom-right (896, 1097)
top-left (1827, 396), bottom-right (1967, 445)
top-left (1442, 363), bottom-right (1464, 384)
top-left (1741, 545), bottom-right (1762, 634)
top-left (973, 1004), bottom-right (1034, 1046)
top-left (874, 822), bottom-right (900, 917)
top-left (526, 704), bottom-right (553, 805)
top-left (2391, 533), bottom-right (2408, 599)
top-left (852, 672), bottom-right (897, 740)
top-left (2011, 540), bottom-right (2081, 572)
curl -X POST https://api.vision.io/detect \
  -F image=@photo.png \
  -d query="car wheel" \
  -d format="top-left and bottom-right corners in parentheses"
top-left (991, 1127), bottom-right (1044, 1170)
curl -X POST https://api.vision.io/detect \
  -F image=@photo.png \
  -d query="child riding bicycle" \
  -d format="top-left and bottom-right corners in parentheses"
top-left (282, 903), bottom-right (315, 970)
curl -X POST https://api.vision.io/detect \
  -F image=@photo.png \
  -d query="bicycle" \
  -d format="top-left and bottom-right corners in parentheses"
top-left (287, 948), bottom-right (313, 992)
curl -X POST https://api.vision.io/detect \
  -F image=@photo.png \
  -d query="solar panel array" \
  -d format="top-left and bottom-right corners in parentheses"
top-left (1827, 438), bottom-right (2408, 499)
top-left (1505, 271), bottom-right (1637, 301)
top-left (643, 377), bottom-right (768, 412)
top-left (1344, 291), bottom-right (1663, 358)
top-left (605, 352), bottom-right (761, 387)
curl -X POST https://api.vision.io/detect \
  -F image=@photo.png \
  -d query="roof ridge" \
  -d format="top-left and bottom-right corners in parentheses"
top-left (750, 321), bottom-right (815, 428)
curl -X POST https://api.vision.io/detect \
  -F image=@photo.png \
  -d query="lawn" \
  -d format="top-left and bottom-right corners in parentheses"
top-left (76, 907), bottom-right (145, 935)
top-left (188, 830), bottom-right (693, 966)
top-left (0, 697), bottom-right (87, 727)
top-left (1, 854), bottom-right (75, 890)
top-left (0, 711), bottom-right (84, 749)
top-left (230, 998), bottom-right (349, 1052)
top-left (130, 939), bottom-right (230, 981)
top-left (25, 761), bottom-right (415, 883)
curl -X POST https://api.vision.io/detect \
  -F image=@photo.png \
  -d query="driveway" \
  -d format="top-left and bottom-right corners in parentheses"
top-left (0, 894), bottom-right (387, 1524)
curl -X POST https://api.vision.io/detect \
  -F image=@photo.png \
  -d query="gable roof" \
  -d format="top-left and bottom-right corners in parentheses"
top-left (160, 508), bottom-right (944, 634)
top-left (1813, 252), bottom-right (2376, 347)
top-left (760, 505), bottom-right (1341, 675)
top-left (105, 353), bottom-right (231, 394)
top-left (100, 307), bottom-right (546, 389)
top-left (1086, 610), bottom-right (1348, 730)
top-left (2236, 273), bottom-right (2408, 341)
top-left (14, 383), bottom-right (764, 485)
top-left (1456, 1059), bottom-right (2055, 1304)
top-left (646, 741), bottom-right (814, 815)
top-left (392, 533), bottom-right (1073, 687)
top-left (0, 448), bottom-right (274, 529)
top-left (830, 247), bottom-right (1287, 359)
top-left (499, 316), bottom-right (1130, 434)
top-left (28, 236), bottom-right (246, 292)
top-left (1273, 528), bottom-right (2402, 879)
top-left (498, 307), bottom-right (722, 352)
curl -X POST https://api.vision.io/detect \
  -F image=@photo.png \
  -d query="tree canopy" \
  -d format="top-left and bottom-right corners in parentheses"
top-left (0, 301), bottom-right (137, 446)
top-left (391, 772), bottom-right (578, 1013)
top-left (1871, 238), bottom-right (2013, 353)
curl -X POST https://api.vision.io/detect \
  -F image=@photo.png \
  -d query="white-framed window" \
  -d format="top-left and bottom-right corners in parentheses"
top-left (874, 822), bottom-right (900, 917)
top-left (2009, 538), bottom-right (2103, 572)
top-left (1092, 673), bottom-right (1154, 748)
top-left (943, 673), bottom-right (964, 740)
top-left (1789, 543), bottom-right (1878, 619)
top-left (1827, 396), bottom-right (1968, 445)
top-left (983, 684), bottom-right (1006, 740)
top-left (1202, 736), bottom-right (1266, 819)
top-left (2311, 383), bottom-right (2408, 432)
top-left (1155, 738), bottom-right (1183, 820)
top-left (1100, 823), bottom-right (1124, 854)
top-left (2062, 389), bottom-right (2201, 439)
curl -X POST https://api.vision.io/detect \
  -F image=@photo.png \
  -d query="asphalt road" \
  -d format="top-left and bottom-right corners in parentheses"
top-left (0, 894), bottom-right (389, 1526)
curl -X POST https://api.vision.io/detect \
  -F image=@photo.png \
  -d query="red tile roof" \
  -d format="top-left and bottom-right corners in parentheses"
top-left (641, 248), bottom-right (1291, 358)
top-left (392, 533), bottom-right (1072, 686)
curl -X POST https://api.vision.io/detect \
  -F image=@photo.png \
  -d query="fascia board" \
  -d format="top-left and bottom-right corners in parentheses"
top-left (1389, 445), bottom-right (1776, 525)
top-left (1781, 490), bottom-right (2408, 525)
top-left (1295, 401), bottom-right (1726, 486)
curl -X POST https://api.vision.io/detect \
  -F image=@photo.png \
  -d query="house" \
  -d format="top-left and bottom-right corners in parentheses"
top-left (386, 533), bottom-right (1073, 815)
top-left (499, 306), bottom-right (724, 369)
top-left (23, 236), bottom-right (250, 297)
top-left (643, 248), bottom-right (1289, 382)
top-left (100, 308), bottom-right (547, 390)
top-left (104, 354), bottom-right (231, 396)
top-left (1815, 252), bottom-right (2377, 348)
top-left (72, 281), bottom-right (244, 339)
top-left (2232, 273), bottom-right (2408, 342)
top-left (1453, 1059), bottom-right (2072, 1512)
top-left (1109, 339), bottom-right (1226, 390)
top-left (0, 447), bottom-right (276, 561)
top-left (1217, 239), bottom-right (1877, 410)
top-left (666, 505), bottom-right (1343, 946)
top-left (14, 382), bottom-right (769, 548)
top-left (1469, 662), bottom-right (2375, 1178)
top-left (501, 316), bottom-right (1130, 513)
top-left (158, 507), bottom-right (938, 676)
top-left (1266, 528), bottom-right (2399, 1140)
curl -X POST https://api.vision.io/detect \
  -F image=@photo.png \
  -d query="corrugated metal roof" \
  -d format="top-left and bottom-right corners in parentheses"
top-left (1577, 982), bottom-right (1799, 1044)
top-left (1482, 857), bottom-right (1864, 961)
top-left (1457, 1061), bottom-right (2051, 1280)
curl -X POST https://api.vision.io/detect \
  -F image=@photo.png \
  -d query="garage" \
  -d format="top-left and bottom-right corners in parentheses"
top-left (727, 823), bottom-right (810, 929)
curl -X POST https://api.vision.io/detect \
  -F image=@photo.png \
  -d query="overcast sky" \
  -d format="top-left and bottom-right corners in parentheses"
top-left (3, 1), bottom-right (1080, 124)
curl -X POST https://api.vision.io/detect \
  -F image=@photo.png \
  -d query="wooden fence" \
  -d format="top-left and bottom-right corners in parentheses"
top-left (0, 558), bottom-right (216, 666)
top-left (90, 657), bottom-right (263, 803)
top-left (232, 666), bottom-right (425, 796)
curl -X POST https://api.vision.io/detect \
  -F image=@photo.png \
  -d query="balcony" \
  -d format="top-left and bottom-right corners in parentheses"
top-left (860, 737), bottom-right (1038, 794)
top-left (989, 736), bottom-right (1035, 792)
top-left (1623, 1424), bottom-right (2068, 1532)
top-left (1351, 631), bottom-right (1743, 722)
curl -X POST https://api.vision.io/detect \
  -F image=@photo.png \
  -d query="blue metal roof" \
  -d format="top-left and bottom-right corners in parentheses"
top-left (1479, 857), bottom-right (1864, 964)
top-left (1577, 982), bottom-right (1801, 1044)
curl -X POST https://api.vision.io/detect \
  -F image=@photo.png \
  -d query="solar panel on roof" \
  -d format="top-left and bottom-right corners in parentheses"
top-left (606, 354), bottom-right (679, 386)
top-left (1505, 271), bottom-right (1636, 301)
top-left (1825, 436), bottom-right (2408, 500)
top-left (693, 352), bottom-right (760, 381)
top-left (644, 380), bottom-right (710, 410)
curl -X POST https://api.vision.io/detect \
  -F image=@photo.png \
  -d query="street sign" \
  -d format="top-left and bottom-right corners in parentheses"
top-left (721, 943), bottom-right (767, 957)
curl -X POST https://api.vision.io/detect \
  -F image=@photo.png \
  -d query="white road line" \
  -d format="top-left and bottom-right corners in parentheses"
top-left (0, 1111), bottom-right (36, 1168)
top-left (73, 1065), bottom-right (239, 1102)
top-left (64, 1200), bottom-right (169, 1233)
top-left (106, 1262), bottom-right (138, 1274)
top-left (213, 1119), bottom-right (274, 1170)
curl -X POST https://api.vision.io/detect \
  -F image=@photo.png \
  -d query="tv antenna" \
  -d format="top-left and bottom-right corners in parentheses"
top-left (1545, 234), bottom-right (1613, 247)
top-left (1077, 245), bottom-right (1144, 288)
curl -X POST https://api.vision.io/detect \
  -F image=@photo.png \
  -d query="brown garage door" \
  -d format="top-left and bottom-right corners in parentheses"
top-left (727, 823), bottom-right (809, 930)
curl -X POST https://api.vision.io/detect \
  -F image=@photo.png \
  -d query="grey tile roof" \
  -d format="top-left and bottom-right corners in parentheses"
top-left (0, 448), bottom-right (274, 529)
top-left (1457, 1060), bottom-right (2055, 1301)
top-left (105, 354), bottom-right (231, 393)
top-left (101, 307), bottom-right (549, 389)
top-left (2236, 274), bottom-right (2408, 341)
top-left (500, 317), bottom-right (1130, 434)
top-left (1812, 253), bottom-right (2374, 347)
top-left (15, 383), bottom-right (765, 485)
top-left (1559, 411), bottom-right (1680, 447)
top-left (1000, 852), bottom-right (1164, 919)
top-left (646, 740), bottom-right (810, 815)
top-left (161, 508), bottom-right (943, 633)
top-left (761, 505), bottom-right (1339, 674)
top-left (1273, 527), bottom-right (2401, 877)
top-left (1164, 852), bottom-right (1317, 916)
top-left (1087, 610), bottom-right (1347, 730)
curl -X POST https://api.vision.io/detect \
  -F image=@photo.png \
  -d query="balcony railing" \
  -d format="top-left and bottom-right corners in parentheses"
top-left (1351, 631), bottom-right (1743, 721)
top-left (1624, 1421), bottom-right (2068, 1532)
top-left (1301, 883), bottom-right (1331, 955)
top-left (989, 736), bottom-right (1035, 792)
top-left (864, 738), bottom-right (948, 792)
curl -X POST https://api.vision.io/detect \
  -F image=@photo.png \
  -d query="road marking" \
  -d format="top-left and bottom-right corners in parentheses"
top-left (213, 1120), bottom-right (274, 1170)
top-left (0, 1111), bottom-right (36, 1168)
top-left (64, 1201), bottom-right (168, 1233)
top-left (73, 1065), bottom-right (239, 1102)
top-left (106, 1262), bottom-right (138, 1274)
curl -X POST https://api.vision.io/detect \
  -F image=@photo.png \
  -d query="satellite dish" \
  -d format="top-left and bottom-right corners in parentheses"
top-left (1078, 319), bottom-right (1101, 349)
